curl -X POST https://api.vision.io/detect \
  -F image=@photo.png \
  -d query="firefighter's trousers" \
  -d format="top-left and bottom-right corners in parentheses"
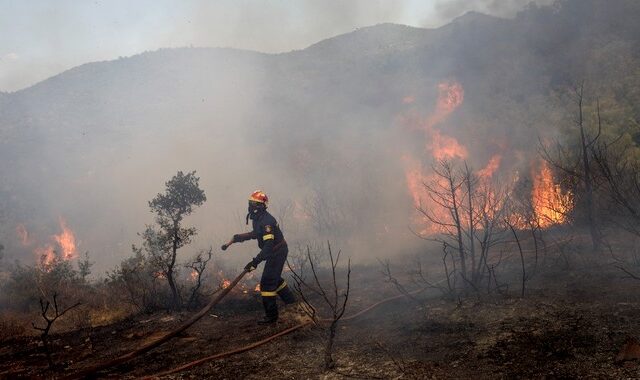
top-left (260, 246), bottom-right (296, 320)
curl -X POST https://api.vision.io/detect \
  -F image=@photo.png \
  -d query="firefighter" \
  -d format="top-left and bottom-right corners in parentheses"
top-left (224, 190), bottom-right (296, 324)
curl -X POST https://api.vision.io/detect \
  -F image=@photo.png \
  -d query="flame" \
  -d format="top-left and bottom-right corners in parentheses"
top-left (402, 155), bottom-right (426, 208)
top-left (399, 81), bottom-right (573, 233)
top-left (222, 279), bottom-right (231, 289)
top-left (424, 81), bottom-right (465, 130)
top-left (16, 224), bottom-right (30, 246)
top-left (35, 245), bottom-right (56, 268)
top-left (401, 81), bottom-right (467, 235)
top-left (477, 154), bottom-right (502, 180)
top-left (255, 283), bottom-right (261, 292)
top-left (190, 269), bottom-right (198, 281)
top-left (154, 271), bottom-right (167, 279)
top-left (31, 216), bottom-right (78, 268)
top-left (53, 217), bottom-right (77, 260)
top-left (402, 156), bottom-right (449, 235)
top-left (531, 160), bottom-right (573, 227)
top-left (428, 129), bottom-right (468, 160)
top-left (437, 82), bottom-right (464, 113)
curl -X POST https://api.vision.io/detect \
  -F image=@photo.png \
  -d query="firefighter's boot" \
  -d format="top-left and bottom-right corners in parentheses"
top-left (278, 283), bottom-right (296, 305)
top-left (259, 295), bottom-right (278, 325)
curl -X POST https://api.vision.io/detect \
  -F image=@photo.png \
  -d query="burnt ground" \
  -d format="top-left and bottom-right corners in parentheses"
top-left (3, 258), bottom-right (640, 379)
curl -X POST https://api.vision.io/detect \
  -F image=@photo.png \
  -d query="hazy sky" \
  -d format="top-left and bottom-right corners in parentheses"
top-left (0, 0), bottom-right (551, 92)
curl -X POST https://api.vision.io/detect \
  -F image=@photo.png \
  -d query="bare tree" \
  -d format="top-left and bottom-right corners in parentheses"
top-left (31, 293), bottom-right (81, 369)
top-left (289, 242), bottom-right (351, 370)
top-left (591, 134), bottom-right (640, 238)
top-left (540, 82), bottom-right (603, 251)
top-left (415, 160), bottom-right (508, 294)
top-left (185, 247), bottom-right (213, 309)
top-left (504, 219), bottom-right (527, 297)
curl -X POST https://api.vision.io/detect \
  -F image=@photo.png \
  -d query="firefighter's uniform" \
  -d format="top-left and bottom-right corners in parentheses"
top-left (232, 191), bottom-right (296, 323)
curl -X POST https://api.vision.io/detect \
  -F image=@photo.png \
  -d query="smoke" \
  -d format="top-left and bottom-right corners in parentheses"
top-left (163, 0), bottom-right (410, 53)
top-left (431, 0), bottom-right (556, 21)
top-left (1, 0), bottom-right (633, 276)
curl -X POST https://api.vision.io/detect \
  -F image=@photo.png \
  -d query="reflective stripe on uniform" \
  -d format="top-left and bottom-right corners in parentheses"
top-left (275, 281), bottom-right (288, 292)
top-left (260, 281), bottom-right (288, 297)
top-left (263, 234), bottom-right (274, 240)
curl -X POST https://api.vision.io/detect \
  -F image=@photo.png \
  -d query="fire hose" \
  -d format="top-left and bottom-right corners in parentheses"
top-left (142, 287), bottom-right (426, 379)
top-left (62, 268), bottom-right (251, 380)
top-left (64, 237), bottom-right (427, 380)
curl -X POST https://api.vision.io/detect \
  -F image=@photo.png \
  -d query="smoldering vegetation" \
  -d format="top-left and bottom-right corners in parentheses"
top-left (1, 0), bottom-right (640, 377)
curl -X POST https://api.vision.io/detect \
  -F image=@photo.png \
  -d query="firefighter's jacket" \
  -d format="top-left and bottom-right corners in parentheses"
top-left (233, 211), bottom-right (286, 263)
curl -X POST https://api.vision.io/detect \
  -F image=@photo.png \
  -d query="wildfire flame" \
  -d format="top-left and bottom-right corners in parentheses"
top-left (222, 279), bottom-right (231, 289)
top-left (531, 160), bottom-right (573, 228)
top-left (35, 245), bottom-right (56, 268)
top-left (401, 81), bottom-right (573, 234)
top-left (53, 217), bottom-right (77, 260)
top-left (428, 129), bottom-right (468, 160)
top-left (424, 82), bottom-right (465, 129)
top-left (29, 217), bottom-right (78, 269)
top-left (402, 81), bottom-right (467, 234)
top-left (190, 269), bottom-right (199, 281)
top-left (402, 155), bottom-right (426, 208)
top-left (477, 154), bottom-right (502, 180)
top-left (255, 283), bottom-right (261, 292)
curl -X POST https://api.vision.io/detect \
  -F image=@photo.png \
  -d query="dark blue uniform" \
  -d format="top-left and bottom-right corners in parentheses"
top-left (234, 211), bottom-right (296, 321)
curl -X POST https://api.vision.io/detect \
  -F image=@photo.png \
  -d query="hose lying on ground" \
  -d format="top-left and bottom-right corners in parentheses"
top-left (144, 320), bottom-right (314, 379)
top-left (62, 270), bottom-right (250, 380)
top-left (142, 287), bottom-right (427, 378)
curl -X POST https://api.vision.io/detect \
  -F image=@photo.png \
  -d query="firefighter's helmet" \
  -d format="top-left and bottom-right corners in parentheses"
top-left (249, 190), bottom-right (269, 205)
top-left (247, 190), bottom-right (268, 224)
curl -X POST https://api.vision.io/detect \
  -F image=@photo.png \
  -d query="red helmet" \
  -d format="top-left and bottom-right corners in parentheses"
top-left (249, 190), bottom-right (268, 205)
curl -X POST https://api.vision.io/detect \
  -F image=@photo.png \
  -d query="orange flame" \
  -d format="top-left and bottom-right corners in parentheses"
top-left (31, 216), bottom-right (78, 268)
top-left (16, 224), bottom-right (30, 246)
top-left (477, 154), bottom-right (502, 180)
top-left (531, 161), bottom-right (573, 227)
top-left (428, 129), bottom-right (468, 160)
top-left (222, 279), bottom-right (231, 289)
top-left (401, 81), bottom-right (466, 235)
top-left (190, 269), bottom-right (199, 281)
top-left (255, 283), bottom-right (261, 292)
top-left (35, 245), bottom-right (56, 268)
top-left (400, 81), bottom-right (573, 233)
top-left (402, 155), bottom-right (426, 208)
top-left (53, 217), bottom-right (77, 260)
top-left (424, 81), bottom-right (465, 130)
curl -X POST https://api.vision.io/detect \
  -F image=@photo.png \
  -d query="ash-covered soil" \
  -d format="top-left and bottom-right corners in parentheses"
top-left (2, 262), bottom-right (640, 379)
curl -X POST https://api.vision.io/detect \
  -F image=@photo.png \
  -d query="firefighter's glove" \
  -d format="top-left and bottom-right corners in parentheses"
top-left (244, 260), bottom-right (258, 272)
top-left (233, 234), bottom-right (242, 242)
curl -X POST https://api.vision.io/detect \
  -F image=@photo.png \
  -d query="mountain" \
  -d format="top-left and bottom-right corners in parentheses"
top-left (1, 0), bottom-right (639, 268)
